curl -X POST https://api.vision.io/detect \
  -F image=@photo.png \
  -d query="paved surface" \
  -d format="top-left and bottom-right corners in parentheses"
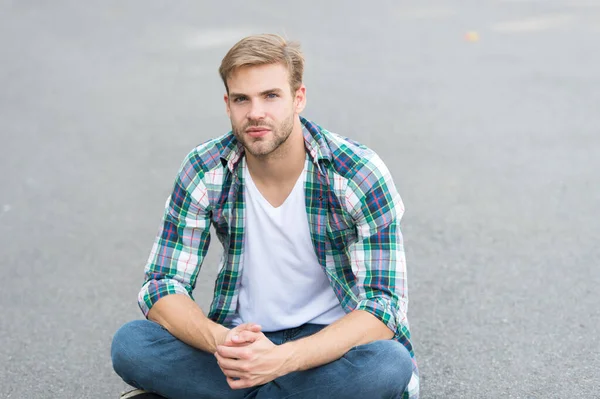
top-left (1, 1), bottom-right (599, 398)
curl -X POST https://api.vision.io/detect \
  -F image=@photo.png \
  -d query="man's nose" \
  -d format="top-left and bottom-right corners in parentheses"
top-left (247, 100), bottom-right (266, 120)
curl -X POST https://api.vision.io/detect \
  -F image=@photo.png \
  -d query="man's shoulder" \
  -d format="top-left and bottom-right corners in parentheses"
top-left (179, 132), bottom-right (236, 176)
top-left (319, 127), bottom-right (387, 182)
top-left (315, 125), bottom-right (403, 225)
top-left (173, 132), bottom-right (237, 194)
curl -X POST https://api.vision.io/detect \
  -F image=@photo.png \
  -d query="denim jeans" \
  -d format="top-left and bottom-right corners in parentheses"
top-left (111, 319), bottom-right (412, 399)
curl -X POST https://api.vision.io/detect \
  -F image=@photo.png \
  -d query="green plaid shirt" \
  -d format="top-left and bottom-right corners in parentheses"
top-left (139, 117), bottom-right (418, 398)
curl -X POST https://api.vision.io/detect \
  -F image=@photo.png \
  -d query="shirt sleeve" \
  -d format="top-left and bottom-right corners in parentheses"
top-left (137, 150), bottom-right (212, 316)
top-left (344, 153), bottom-right (409, 338)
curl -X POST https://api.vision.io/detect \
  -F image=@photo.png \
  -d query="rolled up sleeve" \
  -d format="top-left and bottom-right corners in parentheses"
top-left (138, 152), bottom-right (212, 316)
top-left (346, 155), bottom-right (409, 338)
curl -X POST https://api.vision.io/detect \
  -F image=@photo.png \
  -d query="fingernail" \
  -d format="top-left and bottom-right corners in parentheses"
top-left (233, 335), bottom-right (239, 341)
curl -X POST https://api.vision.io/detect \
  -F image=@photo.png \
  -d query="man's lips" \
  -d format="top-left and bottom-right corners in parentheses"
top-left (245, 127), bottom-right (271, 138)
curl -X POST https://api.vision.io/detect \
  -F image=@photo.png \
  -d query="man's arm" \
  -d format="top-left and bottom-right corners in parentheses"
top-left (148, 294), bottom-right (260, 353)
top-left (148, 294), bottom-right (228, 353)
top-left (138, 150), bottom-right (230, 353)
top-left (285, 153), bottom-right (408, 370)
top-left (282, 309), bottom-right (392, 371)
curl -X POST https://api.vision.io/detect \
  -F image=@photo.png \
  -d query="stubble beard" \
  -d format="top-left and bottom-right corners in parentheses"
top-left (232, 112), bottom-right (296, 158)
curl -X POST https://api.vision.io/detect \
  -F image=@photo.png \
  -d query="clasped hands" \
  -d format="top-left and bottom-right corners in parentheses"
top-left (215, 323), bottom-right (295, 389)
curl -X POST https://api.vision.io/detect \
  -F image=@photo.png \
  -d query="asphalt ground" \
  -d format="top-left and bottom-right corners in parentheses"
top-left (1, 1), bottom-right (599, 398)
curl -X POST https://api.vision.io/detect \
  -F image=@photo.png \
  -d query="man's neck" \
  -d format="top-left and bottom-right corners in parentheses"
top-left (245, 121), bottom-right (306, 185)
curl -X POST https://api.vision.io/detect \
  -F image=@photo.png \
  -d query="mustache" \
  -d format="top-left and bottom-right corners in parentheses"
top-left (244, 121), bottom-right (272, 129)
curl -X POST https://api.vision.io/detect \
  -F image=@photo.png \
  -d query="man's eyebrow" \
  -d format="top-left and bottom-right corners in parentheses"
top-left (229, 88), bottom-right (283, 98)
top-left (259, 88), bottom-right (283, 95)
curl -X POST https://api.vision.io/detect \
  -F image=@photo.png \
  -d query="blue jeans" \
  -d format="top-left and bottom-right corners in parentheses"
top-left (111, 320), bottom-right (412, 399)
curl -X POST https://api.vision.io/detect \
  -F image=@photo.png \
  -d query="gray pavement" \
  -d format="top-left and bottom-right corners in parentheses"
top-left (1, 1), bottom-right (599, 398)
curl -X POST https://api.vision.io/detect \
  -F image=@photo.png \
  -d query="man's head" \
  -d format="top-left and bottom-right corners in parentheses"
top-left (220, 34), bottom-right (306, 159)
top-left (219, 34), bottom-right (304, 95)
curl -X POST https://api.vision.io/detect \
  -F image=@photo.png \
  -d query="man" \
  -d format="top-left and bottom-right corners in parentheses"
top-left (111, 34), bottom-right (419, 399)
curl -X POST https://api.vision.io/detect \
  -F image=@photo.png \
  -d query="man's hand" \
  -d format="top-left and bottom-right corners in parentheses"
top-left (217, 323), bottom-right (263, 348)
top-left (215, 330), bottom-right (294, 389)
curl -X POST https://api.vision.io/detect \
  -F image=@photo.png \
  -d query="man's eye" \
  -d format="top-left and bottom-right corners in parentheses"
top-left (233, 97), bottom-right (247, 103)
top-left (266, 93), bottom-right (278, 99)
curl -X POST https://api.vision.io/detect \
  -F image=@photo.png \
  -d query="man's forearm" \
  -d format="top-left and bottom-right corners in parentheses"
top-left (147, 293), bottom-right (228, 353)
top-left (281, 310), bottom-right (394, 373)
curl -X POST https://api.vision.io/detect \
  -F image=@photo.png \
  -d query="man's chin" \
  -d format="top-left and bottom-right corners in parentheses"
top-left (245, 144), bottom-right (274, 158)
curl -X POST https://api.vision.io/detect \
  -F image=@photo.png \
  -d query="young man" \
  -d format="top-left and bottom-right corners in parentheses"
top-left (111, 34), bottom-right (419, 399)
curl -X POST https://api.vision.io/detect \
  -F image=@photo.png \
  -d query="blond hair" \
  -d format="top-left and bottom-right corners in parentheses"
top-left (219, 34), bottom-right (304, 93)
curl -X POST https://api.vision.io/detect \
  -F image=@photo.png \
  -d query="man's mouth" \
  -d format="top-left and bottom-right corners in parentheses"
top-left (245, 127), bottom-right (271, 138)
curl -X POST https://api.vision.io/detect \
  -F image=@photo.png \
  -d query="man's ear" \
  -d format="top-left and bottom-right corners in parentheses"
top-left (294, 84), bottom-right (307, 114)
top-left (224, 93), bottom-right (231, 117)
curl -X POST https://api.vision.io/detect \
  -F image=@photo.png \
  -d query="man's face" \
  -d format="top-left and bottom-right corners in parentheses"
top-left (224, 63), bottom-right (305, 158)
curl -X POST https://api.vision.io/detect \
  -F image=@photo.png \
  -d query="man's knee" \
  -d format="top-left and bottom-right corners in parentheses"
top-left (350, 340), bottom-right (413, 395)
top-left (111, 319), bottom-right (161, 383)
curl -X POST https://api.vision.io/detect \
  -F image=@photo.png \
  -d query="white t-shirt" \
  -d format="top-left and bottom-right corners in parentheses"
top-left (232, 160), bottom-right (346, 331)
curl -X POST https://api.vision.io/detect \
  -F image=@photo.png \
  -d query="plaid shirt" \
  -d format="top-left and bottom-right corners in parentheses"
top-left (139, 117), bottom-right (419, 398)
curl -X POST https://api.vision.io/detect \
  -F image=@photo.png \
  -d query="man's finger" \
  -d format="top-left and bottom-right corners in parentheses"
top-left (224, 330), bottom-right (259, 346)
top-left (234, 323), bottom-right (251, 331)
top-left (227, 376), bottom-right (254, 390)
top-left (247, 324), bottom-right (262, 332)
top-left (220, 367), bottom-right (245, 379)
top-left (235, 322), bottom-right (260, 332)
top-left (216, 344), bottom-right (251, 360)
top-left (215, 352), bottom-right (245, 371)
top-left (232, 330), bottom-right (259, 344)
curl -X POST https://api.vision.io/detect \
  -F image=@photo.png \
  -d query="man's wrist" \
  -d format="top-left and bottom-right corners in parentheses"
top-left (279, 340), bottom-right (303, 374)
top-left (208, 323), bottom-right (229, 353)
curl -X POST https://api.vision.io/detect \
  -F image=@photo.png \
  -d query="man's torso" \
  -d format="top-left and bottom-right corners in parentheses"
top-left (232, 157), bottom-right (346, 331)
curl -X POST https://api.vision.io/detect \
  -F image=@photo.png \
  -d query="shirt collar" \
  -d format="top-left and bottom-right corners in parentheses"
top-left (300, 116), bottom-right (332, 165)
